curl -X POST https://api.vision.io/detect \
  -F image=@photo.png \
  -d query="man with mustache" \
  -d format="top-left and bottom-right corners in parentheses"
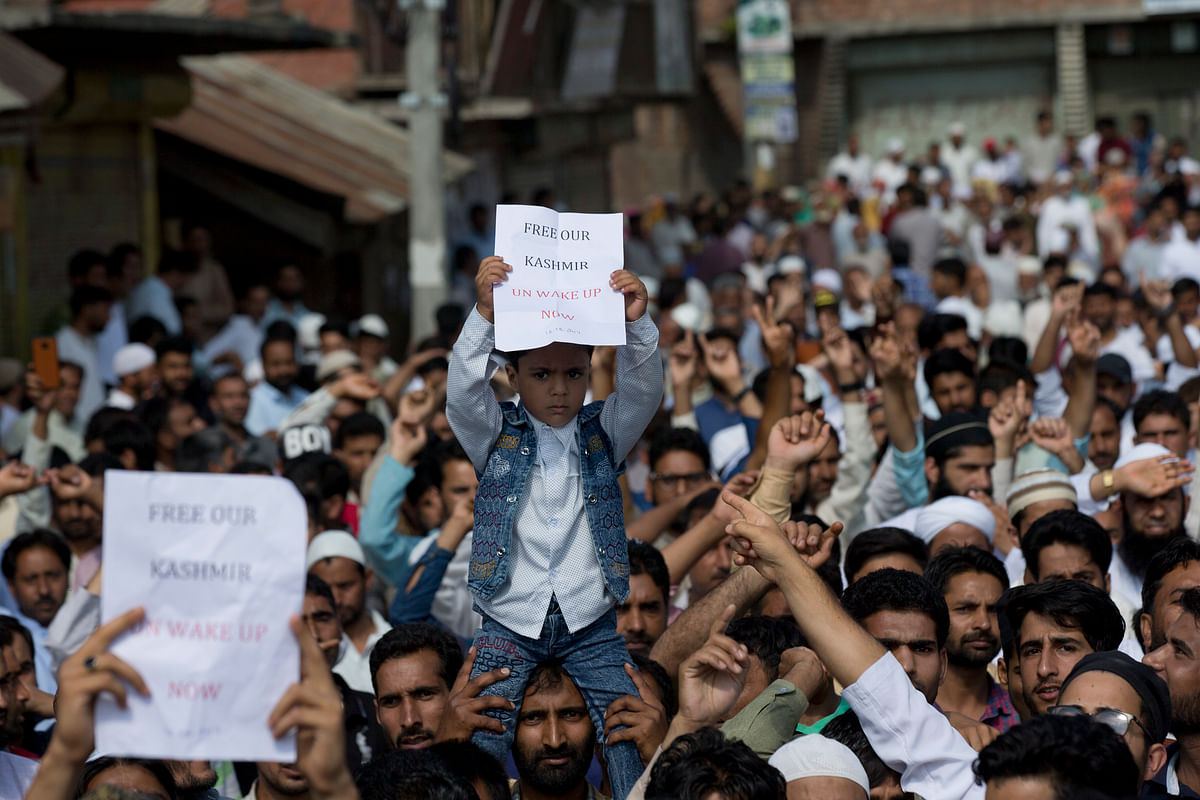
top-left (511, 660), bottom-right (603, 800)
top-left (616, 542), bottom-right (669, 655)
top-left (1, 530), bottom-right (69, 699)
top-left (369, 623), bottom-right (463, 751)
top-left (1002, 580), bottom-right (1124, 717)
top-left (925, 546), bottom-right (1017, 731)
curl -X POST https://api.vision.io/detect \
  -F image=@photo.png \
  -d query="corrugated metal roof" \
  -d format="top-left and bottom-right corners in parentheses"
top-left (156, 54), bottom-right (473, 223)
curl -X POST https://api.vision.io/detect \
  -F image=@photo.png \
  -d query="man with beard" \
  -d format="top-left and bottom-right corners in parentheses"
top-left (47, 453), bottom-right (115, 591)
top-left (1002, 580), bottom-right (1125, 717)
top-left (246, 333), bottom-right (308, 437)
top-left (306, 532), bottom-right (390, 694)
top-left (1111, 442), bottom-right (1190, 603)
top-left (840, 568), bottom-right (948, 705)
top-left (208, 374), bottom-right (255, 453)
top-left (165, 761), bottom-right (224, 800)
top-left (924, 546), bottom-right (1017, 731)
top-left (1143, 586), bottom-right (1200, 796)
top-left (0, 616), bottom-right (51, 754)
top-left (616, 541), bottom-right (669, 655)
top-left (0, 531), bottom-right (69, 697)
top-left (370, 623), bottom-right (463, 751)
top-left (511, 660), bottom-right (604, 800)
top-left (155, 336), bottom-right (208, 419)
top-left (884, 410), bottom-right (995, 531)
top-left (0, 630), bottom-right (31, 767)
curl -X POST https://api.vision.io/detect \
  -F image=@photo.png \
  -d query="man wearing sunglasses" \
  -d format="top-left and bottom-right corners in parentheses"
top-left (1051, 651), bottom-right (1170, 791)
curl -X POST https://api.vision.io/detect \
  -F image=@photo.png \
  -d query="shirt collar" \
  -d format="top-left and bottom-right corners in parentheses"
top-left (527, 412), bottom-right (577, 448)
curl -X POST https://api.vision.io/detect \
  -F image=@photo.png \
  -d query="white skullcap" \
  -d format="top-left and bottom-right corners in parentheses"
top-left (1180, 157), bottom-right (1200, 177)
top-left (768, 735), bottom-right (869, 797)
top-left (777, 255), bottom-right (806, 275)
top-left (812, 268), bottom-right (843, 294)
top-left (1017, 256), bottom-right (1043, 276)
top-left (1006, 468), bottom-right (1077, 519)
top-left (914, 496), bottom-right (996, 544)
top-left (297, 312), bottom-right (326, 351)
top-left (356, 313), bottom-right (389, 339)
top-left (112, 343), bottom-right (156, 378)
top-left (1054, 170), bottom-right (1074, 187)
top-left (920, 165), bottom-right (944, 186)
top-left (670, 302), bottom-right (702, 332)
top-left (983, 301), bottom-right (1024, 338)
top-left (886, 137), bottom-right (905, 153)
top-left (306, 530), bottom-right (365, 569)
top-left (1115, 442), bottom-right (1174, 471)
top-left (948, 121), bottom-right (967, 137)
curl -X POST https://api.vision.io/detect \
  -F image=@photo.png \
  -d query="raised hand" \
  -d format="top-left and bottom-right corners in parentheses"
top-left (0, 461), bottom-right (37, 500)
top-left (388, 398), bottom-right (428, 467)
top-left (752, 297), bottom-right (795, 370)
top-left (48, 464), bottom-right (94, 503)
top-left (1051, 281), bottom-right (1083, 319)
top-left (1065, 310), bottom-right (1100, 365)
top-left (434, 646), bottom-right (513, 742)
top-left (51, 607), bottom-right (149, 763)
top-left (269, 617), bottom-right (356, 797)
top-left (669, 329), bottom-right (700, 389)
top-left (1115, 454), bottom-right (1194, 497)
top-left (603, 664), bottom-right (669, 766)
top-left (697, 335), bottom-right (745, 395)
top-left (719, 490), bottom-right (797, 584)
top-left (677, 605), bottom-right (749, 726)
top-left (781, 519), bottom-right (842, 570)
top-left (331, 371), bottom-right (381, 401)
top-left (1029, 416), bottom-right (1073, 456)
top-left (869, 322), bottom-right (912, 385)
top-left (765, 411), bottom-right (832, 472)
top-left (722, 470), bottom-right (759, 499)
top-left (474, 256), bottom-right (512, 323)
top-left (822, 326), bottom-right (856, 384)
top-left (610, 270), bottom-right (649, 321)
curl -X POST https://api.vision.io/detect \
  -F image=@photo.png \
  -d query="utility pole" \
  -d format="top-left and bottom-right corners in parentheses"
top-left (400, 0), bottom-right (447, 344)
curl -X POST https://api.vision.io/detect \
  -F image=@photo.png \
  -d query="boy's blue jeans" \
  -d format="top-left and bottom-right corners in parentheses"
top-left (469, 601), bottom-right (643, 800)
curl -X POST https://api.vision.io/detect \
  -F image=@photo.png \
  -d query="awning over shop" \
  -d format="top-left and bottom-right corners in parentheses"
top-left (156, 54), bottom-right (473, 223)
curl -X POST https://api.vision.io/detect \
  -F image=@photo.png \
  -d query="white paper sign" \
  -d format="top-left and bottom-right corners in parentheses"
top-left (491, 204), bottom-right (627, 351)
top-left (97, 471), bottom-right (307, 761)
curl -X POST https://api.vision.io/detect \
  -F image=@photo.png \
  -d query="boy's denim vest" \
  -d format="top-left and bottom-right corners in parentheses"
top-left (470, 400), bottom-right (629, 604)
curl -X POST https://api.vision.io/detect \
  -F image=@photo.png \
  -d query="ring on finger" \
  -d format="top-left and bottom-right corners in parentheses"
top-left (84, 656), bottom-right (98, 672)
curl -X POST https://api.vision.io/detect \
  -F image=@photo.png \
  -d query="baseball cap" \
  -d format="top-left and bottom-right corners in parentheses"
top-left (1095, 353), bottom-right (1132, 385)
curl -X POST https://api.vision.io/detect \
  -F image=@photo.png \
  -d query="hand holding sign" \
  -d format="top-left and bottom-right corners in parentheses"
top-left (491, 204), bottom-right (628, 351)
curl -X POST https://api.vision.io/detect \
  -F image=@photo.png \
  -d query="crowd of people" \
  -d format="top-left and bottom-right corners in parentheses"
top-left (3, 106), bottom-right (1200, 799)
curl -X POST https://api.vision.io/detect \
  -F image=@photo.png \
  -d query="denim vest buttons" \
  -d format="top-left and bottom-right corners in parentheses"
top-left (469, 400), bottom-right (629, 603)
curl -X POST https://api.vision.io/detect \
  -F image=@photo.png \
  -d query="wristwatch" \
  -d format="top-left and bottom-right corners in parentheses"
top-left (839, 381), bottom-right (865, 394)
top-left (1102, 469), bottom-right (1115, 497)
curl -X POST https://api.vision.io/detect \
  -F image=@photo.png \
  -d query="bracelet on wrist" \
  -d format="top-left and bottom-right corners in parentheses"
top-left (839, 380), bottom-right (865, 394)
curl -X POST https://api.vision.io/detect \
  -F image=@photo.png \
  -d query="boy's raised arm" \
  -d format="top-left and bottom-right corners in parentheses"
top-left (602, 269), bottom-right (664, 462)
top-left (446, 256), bottom-right (512, 472)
